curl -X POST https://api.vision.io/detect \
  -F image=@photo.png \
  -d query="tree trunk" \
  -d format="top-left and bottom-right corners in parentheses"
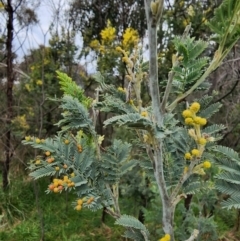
top-left (3, 0), bottom-right (14, 190)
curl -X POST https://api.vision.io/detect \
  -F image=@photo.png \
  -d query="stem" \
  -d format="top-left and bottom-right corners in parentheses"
top-left (154, 146), bottom-right (173, 237)
top-left (144, 1), bottom-right (174, 239)
top-left (185, 229), bottom-right (199, 241)
top-left (144, 0), bottom-right (162, 126)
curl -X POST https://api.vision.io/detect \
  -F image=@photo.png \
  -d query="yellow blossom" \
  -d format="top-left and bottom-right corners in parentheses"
top-left (116, 46), bottom-right (122, 52)
top-left (12, 115), bottom-right (30, 130)
top-left (100, 20), bottom-right (116, 43)
top-left (193, 116), bottom-right (207, 126)
top-left (159, 234), bottom-right (171, 241)
top-left (25, 136), bottom-right (31, 141)
top-left (191, 149), bottom-right (200, 157)
top-left (122, 56), bottom-right (129, 63)
top-left (185, 117), bottom-right (194, 125)
top-left (189, 102), bottom-right (200, 113)
top-left (187, 5), bottom-right (195, 17)
top-left (89, 39), bottom-right (100, 49)
top-left (199, 118), bottom-right (207, 126)
top-left (122, 27), bottom-right (139, 49)
top-left (117, 87), bottom-right (126, 93)
top-left (141, 111), bottom-right (148, 117)
top-left (36, 80), bottom-right (43, 86)
top-left (182, 109), bottom-right (193, 118)
top-left (203, 160), bottom-right (211, 169)
top-left (198, 137), bottom-right (207, 145)
top-left (35, 138), bottom-right (41, 144)
top-left (184, 166), bottom-right (189, 174)
top-left (184, 152), bottom-right (192, 160)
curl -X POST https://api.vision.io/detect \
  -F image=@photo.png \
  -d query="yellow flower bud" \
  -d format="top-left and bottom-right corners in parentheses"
top-left (184, 152), bottom-right (192, 160)
top-left (199, 118), bottom-right (207, 126)
top-left (191, 149), bottom-right (200, 156)
top-left (182, 109), bottom-right (193, 118)
top-left (203, 160), bottom-right (211, 169)
top-left (198, 137), bottom-right (207, 145)
top-left (185, 117), bottom-right (194, 125)
top-left (189, 102), bottom-right (200, 113)
top-left (193, 116), bottom-right (202, 124)
top-left (115, 46), bottom-right (122, 52)
top-left (35, 138), bottom-right (41, 144)
top-left (25, 136), bottom-right (31, 141)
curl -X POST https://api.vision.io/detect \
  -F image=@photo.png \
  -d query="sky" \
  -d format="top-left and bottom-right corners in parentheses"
top-left (1, 0), bottom-right (152, 74)
top-left (13, 0), bottom-right (98, 73)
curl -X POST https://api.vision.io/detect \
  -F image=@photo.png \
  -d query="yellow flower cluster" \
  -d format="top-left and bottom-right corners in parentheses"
top-left (182, 102), bottom-right (207, 126)
top-left (12, 114), bottom-right (30, 131)
top-left (48, 176), bottom-right (75, 193)
top-left (159, 234), bottom-right (171, 241)
top-left (100, 20), bottom-right (116, 44)
top-left (183, 102), bottom-right (213, 174)
top-left (122, 27), bottom-right (139, 49)
top-left (89, 39), bottom-right (100, 49)
top-left (75, 196), bottom-right (95, 211)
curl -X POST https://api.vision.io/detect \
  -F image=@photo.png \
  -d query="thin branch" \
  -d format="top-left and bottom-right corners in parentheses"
top-left (185, 229), bottom-right (199, 241)
top-left (214, 78), bottom-right (240, 103)
top-left (161, 24), bottom-right (191, 112)
top-left (222, 57), bottom-right (240, 65)
top-left (104, 207), bottom-right (120, 219)
top-left (0, 63), bottom-right (30, 79)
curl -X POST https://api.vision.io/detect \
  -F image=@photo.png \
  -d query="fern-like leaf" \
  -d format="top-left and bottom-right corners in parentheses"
top-left (115, 215), bottom-right (150, 238)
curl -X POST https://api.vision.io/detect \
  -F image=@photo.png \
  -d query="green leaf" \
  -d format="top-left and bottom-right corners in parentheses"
top-left (115, 214), bottom-right (150, 238)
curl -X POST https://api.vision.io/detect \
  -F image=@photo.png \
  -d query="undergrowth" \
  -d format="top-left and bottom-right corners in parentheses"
top-left (0, 172), bottom-right (238, 241)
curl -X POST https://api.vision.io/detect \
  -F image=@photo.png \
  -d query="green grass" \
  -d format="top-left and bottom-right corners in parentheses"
top-left (0, 175), bottom-right (123, 241)
top-left (0, 173), bottom-right (239, 241)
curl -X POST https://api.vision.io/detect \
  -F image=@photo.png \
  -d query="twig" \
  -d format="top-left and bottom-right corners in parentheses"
top-left (185, 229), bottom-right (199, 241)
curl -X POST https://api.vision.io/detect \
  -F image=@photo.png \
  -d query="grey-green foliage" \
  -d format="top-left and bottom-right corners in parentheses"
top-left (213, 146), bottom-right (240, 209)
top-left (115, 215), bottom-right (150, 241)
top-left (162, 97), bottom-right (223, 192)
top-left (100, 139), bottom-right (137, 184)
top-left (172, 36), bottom-right (209, 93)
top-left (104, 113), bottom-right (154, 130)
top-left (56, 95), bottom-right (96, 135)
top-left (207, 0), bottom-right (240, 49)
top-left (22, 74), bottom-right (148, 238)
